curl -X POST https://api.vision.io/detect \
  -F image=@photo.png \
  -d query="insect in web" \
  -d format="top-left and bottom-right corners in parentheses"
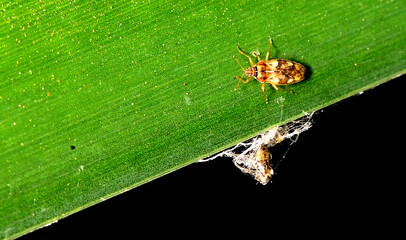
top-left (233, 144), bottom-right (274, 185)
top-left (233, 38), bottom-right (306, 103)
top-left (198, 112), bottom-right (314, 185)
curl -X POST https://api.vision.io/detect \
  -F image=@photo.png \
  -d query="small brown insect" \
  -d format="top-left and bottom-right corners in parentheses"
top-left (233, 38), bottom-right (306, 103)
top-left (233, 144), bottom-right (274, 185)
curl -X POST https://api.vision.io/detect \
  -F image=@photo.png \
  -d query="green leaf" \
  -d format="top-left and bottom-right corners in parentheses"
top-left (1, 0), bottom-right (405, 238)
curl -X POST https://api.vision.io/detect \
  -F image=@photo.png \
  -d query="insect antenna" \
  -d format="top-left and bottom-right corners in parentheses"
top-left (233, 55), bottom-right (246, 72)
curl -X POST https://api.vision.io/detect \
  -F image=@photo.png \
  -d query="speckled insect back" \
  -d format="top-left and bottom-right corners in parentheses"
top-left (233, 38), bottom-right (306, 103)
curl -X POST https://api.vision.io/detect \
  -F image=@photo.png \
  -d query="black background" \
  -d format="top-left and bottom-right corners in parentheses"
top-left (22, 75), bottom-right (404, 239)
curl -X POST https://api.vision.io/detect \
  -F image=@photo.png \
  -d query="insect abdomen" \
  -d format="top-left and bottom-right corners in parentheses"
top-left (267, 59), bottom-right (306, 85)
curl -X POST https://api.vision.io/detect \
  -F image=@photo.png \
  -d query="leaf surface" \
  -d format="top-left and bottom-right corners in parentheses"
top-left (1, 0), bottom-right (405, 238)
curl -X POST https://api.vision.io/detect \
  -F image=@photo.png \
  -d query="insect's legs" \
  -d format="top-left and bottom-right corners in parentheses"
top-left (261, 83), bottom-right (269, 104)
top-left (234, 75), bottom-right (252, 90)
top-left (237, 46), bottom-right (255, 67)
top-left (270, 82), bottom-right (279, 91)
top-left (252, 52), bottom-right (261, 62)
top-left (233, 56), bottom-right (246, 71)
top-left (270, 84), bottom-right (295, 94)
top-left (265, 38), bottom-right (273, 62)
